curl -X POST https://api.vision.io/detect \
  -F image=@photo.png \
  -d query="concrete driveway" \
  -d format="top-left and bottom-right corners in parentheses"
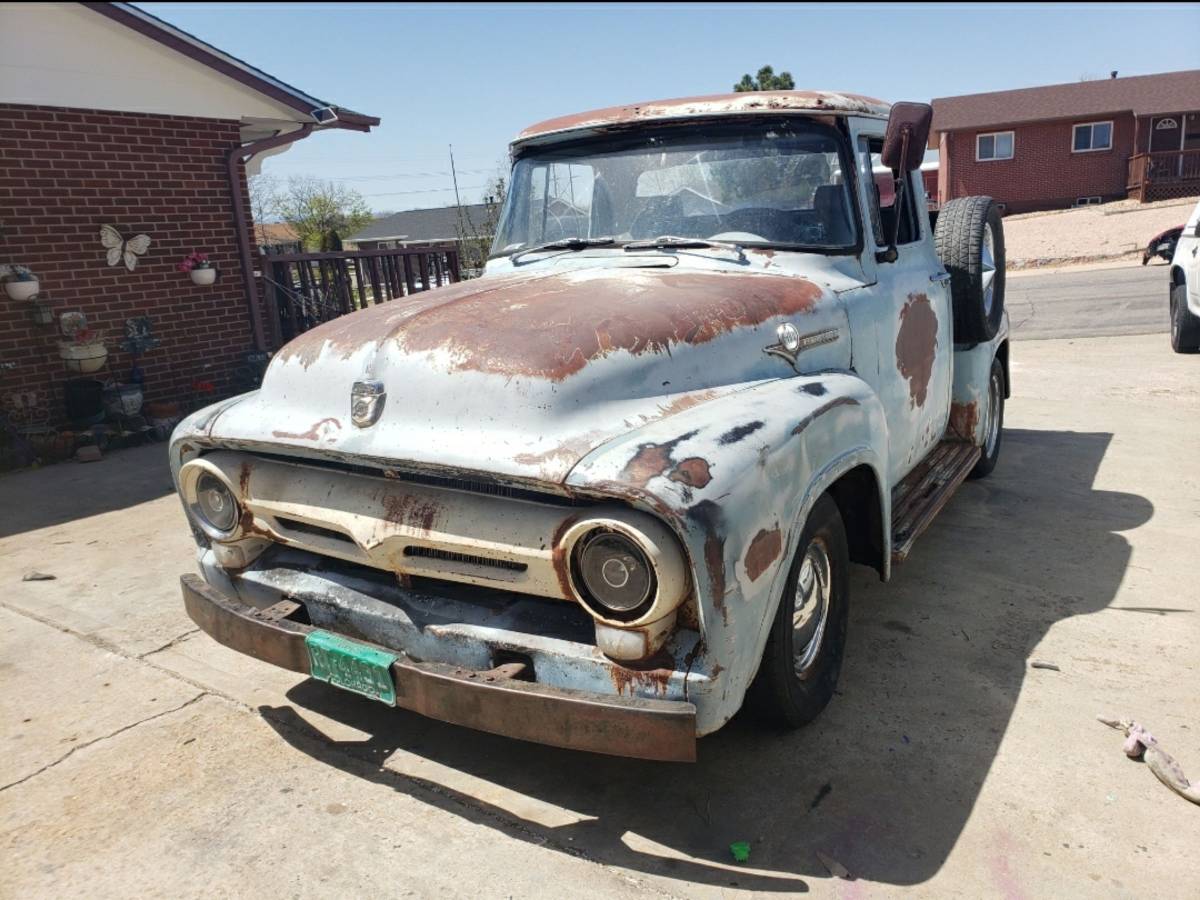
top-left (2, 329), bottom-right (1198, 898)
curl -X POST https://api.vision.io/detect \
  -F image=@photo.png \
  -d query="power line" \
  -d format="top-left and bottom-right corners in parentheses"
top-left (321, 169), bottom-right (495, 182)
top-left (361, 183), bottom-right (490, 198)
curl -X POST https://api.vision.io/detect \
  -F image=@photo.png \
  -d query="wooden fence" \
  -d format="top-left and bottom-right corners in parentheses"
top-left (259, 245), bottom-right (460, 349)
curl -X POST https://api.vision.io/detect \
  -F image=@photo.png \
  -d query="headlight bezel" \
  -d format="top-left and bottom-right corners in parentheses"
top-left (178, 458), bottom-right (244, 541)
top-left (558, 509), bottom-right (689, 628)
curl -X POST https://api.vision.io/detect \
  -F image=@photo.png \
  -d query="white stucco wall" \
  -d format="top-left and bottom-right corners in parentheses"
top-left (0, 2), bottom-right (307, 124)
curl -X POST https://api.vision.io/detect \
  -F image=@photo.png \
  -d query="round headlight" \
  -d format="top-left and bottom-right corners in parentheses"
top-left (193, 472), bottom-right (239, 534)
top-left (573, 530), bottom-right (655, 618)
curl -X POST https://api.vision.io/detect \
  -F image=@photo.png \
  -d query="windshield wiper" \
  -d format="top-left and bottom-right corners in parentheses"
top-left (510, 236), bottom-right (614, 264)
top-left (623, 235), bottom-right (743, 252)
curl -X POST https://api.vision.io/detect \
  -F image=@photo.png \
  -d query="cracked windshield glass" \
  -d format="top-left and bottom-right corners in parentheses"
top-left (492, 121), bottom-right (857, 256)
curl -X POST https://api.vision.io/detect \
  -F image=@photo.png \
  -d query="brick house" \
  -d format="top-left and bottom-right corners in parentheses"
top-left (930, 70), bottom-right (1200, 214)
top-left (0, 2), bottom-right (377, 447)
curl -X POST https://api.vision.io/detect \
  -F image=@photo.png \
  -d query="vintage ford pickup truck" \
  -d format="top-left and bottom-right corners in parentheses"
top-left (172, 91), bottom-right (1009, 762)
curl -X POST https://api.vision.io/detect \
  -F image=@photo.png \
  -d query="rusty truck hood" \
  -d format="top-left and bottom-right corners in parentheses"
top-left (209, 266), bottom-right (849, 485)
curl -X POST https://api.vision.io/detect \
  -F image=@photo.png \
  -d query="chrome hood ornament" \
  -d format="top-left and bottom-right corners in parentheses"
top-left (351, 380), bottom-right (385, 428)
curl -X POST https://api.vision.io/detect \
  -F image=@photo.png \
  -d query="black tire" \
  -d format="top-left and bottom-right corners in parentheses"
top-left (935, 196), bottom-right (1006, 343)
top-left (747, 494), bottom-right (849, 729)
top-left (968, 357), bottom-right (1005, 480)
top-left (1170, 282), bottom-right (1200, 353)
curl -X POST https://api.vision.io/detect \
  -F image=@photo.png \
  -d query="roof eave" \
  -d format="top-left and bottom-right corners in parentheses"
top-left (85, 2), bottom-right (379, 131)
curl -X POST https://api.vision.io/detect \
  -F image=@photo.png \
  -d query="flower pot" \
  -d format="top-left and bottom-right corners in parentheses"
top-left (59, 342), bottom-right (108, 374)
top-left (5, 279), bottom-right (39, 301)
top-left (189, 267), bottom-right (217, 286)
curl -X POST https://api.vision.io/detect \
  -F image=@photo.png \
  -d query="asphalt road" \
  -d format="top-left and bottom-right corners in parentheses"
top-left (1007, 262), bottom-right (1172, 340)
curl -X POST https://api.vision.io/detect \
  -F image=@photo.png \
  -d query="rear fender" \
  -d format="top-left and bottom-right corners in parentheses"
top-left (566, 373), bottom-right (888, 733)
top-left (948, 311), bottom-right (1010, 444)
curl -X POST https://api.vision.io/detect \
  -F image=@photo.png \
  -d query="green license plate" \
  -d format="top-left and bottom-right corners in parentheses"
top-left (305, 630), bottom-right (398, 705)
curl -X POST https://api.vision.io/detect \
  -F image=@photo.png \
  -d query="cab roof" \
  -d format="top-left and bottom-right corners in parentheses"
top-left (514, 90), bottom-right (890, 146)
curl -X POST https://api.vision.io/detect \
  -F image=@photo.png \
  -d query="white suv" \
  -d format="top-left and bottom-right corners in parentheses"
top-left (1170, 199), bottom-right (1200, 353)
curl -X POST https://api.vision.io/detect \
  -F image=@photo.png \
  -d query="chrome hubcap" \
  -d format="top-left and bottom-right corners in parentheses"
top-left (981, 224), bottom-right (996, 317)
top-left (792, 537), bottom-right (832, 676)
top-left (984, 369), bottom-right (1002, 458)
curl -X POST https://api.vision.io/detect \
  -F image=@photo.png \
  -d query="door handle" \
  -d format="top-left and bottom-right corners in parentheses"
top-left (930, 271), bottom-right (952, 284)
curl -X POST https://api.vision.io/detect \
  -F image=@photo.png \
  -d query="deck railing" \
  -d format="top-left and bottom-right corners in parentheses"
top-left (259, 245), bottom-right (459, 349)
top-left (1127, 149), bottom-right (1200, 202)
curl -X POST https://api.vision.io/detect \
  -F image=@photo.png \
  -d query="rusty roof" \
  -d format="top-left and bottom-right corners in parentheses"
top-left (931, 69), bottom-right (1200, 135)
top-left (515, 90), bottom-right (890, 143)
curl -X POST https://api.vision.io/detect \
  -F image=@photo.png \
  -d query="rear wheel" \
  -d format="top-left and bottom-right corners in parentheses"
top-left (747, 494), bottom-right (849, 729)
top-left (968, 357), bottom-right (1005, 479)
top-left (1170, 283), bottom-right (1200, 353)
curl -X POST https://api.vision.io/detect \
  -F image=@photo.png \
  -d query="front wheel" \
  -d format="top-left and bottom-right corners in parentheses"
top-left (968, 357), bottom-right (1005, 479)
top-left (747, 494), bottom-right (849, 729)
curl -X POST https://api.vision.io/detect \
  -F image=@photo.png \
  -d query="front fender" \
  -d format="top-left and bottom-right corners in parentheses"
top-left (566, 372), bottom-right (888, 733)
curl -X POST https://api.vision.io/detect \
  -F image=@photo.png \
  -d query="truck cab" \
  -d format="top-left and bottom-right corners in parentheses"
top-left (172, 91), bottom-right (1010, 761)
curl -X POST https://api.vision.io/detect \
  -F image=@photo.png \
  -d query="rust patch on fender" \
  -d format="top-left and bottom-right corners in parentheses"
top-left (948, 401), bottom-right (980, 442)
top-left (382, 494), bottom-right (442, 534)
top-left (621, 430), bottom-right (699, 488)
top-left (668, 457), bottom-right (712, 489)
top-left (895, 293), bottom-right (938, 408)
top-left (744, 527), bottom-right (783, 582)
top-left (687, 500), bottom-right (727, 624)
top-left (271, 417), bottom-right (341, 441)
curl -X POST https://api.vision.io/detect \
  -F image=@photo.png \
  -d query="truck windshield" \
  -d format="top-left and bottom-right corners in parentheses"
top-left (491, 120), bottom-right (858, 258)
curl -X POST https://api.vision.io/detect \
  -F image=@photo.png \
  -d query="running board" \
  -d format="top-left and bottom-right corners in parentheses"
top-left (891, 441), bottom-right (980, 563)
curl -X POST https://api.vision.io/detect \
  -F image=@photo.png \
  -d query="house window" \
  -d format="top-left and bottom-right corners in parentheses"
top-left (1073, 121), bottom-right (1113, 152)
top-left (976, 131), bottom-right (1014, 161)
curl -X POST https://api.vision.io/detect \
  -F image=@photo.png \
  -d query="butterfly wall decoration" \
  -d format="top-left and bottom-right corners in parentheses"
top-left (99, 225), bottom-right (151, 272)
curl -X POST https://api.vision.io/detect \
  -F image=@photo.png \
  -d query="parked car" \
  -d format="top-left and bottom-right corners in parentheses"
top-left (171, 91), bottom-right (1010, 761)
top-left (1169, 199), bottom-right (1200, 353)
top-left (1143, 224), bottom-right (1185, 265)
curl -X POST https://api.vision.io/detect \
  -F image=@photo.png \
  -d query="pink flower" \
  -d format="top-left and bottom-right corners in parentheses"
top-left (178, 251), bottom-right (211, 272)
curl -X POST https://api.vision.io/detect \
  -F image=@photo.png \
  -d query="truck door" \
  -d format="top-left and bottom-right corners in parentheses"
top-left (849, 132), bottom-right (954, 485)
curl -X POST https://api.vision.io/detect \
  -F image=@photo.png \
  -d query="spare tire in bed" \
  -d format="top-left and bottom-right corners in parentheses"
top-left (934, 196), bottom-right (1005, 343)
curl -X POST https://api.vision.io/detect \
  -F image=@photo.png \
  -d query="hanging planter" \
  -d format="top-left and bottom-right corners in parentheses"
top-left (59, 328), bottom-right (108, 374)
top-left (178, 251), bottom-right (217, 286)
top-left (2, 265), bottom-right (40, 301)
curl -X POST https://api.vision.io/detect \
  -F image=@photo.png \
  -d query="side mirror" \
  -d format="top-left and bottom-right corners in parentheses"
top-left (877, 102), bottom-right (933, 264)
top-left (881, 102), bottom-right (933, 172)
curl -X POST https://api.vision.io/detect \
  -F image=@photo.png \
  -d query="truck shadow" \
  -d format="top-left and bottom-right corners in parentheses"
top-left (261, 428), bottom-right (1150, 891)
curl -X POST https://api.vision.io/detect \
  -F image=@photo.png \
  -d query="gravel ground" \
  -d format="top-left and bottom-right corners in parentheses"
top-left (1003, 196), bottom-right (1195, 266)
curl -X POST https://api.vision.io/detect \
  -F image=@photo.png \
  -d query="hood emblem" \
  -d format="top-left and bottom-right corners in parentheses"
top-left (351, 380), bottom-right (386, 428)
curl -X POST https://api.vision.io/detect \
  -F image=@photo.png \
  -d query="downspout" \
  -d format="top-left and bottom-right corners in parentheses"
top-left (226, 124), bottom-right (314, 351)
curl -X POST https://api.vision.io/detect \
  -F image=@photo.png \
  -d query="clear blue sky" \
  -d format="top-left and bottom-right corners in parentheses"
top-left (140, 2), bottom-right (1200, 213)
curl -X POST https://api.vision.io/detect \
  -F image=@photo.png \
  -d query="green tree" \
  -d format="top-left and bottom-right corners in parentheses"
top-left (274, 176), bottom-right (374, 251)
top-left (733, 65), bottom-right (795, 92)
